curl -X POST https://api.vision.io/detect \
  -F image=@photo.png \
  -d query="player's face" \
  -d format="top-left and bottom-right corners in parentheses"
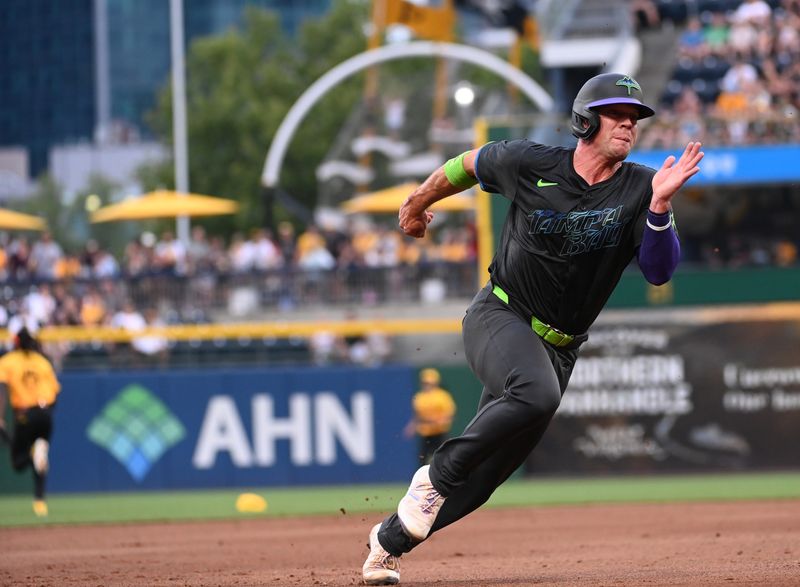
top-left (594, 104), bottom-right (640, 161)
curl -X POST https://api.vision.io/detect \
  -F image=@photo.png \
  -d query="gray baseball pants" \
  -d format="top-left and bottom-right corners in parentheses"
top-left (378, 283), bottom-right (580, 556)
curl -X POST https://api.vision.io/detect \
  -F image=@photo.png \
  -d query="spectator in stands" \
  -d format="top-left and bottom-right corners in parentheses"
top-left (732, 0), bottom-right (772, 26)
top-left (776, 13), bottom-right (800, 54)
top-left (30, 233), bottom-right (62, 281)
top-left (678, 17), bottom-right (707, 60)
top-left (24, 285), bottom-right (55, 327)
top-left (350, 218), bottom-right (379, 261)
top-left (0, 239), bottom-right (7, 282)
top-left (329, 239), bottom-right (361, 303)
top-left (54, 253), bottom-right (81, 280)
top-left (319, 220), bottom-right (350, 266)
top-left (93, 249), bottom-right (119, 278)
top-left (762, 59), bottom-right (796, 102)
top-left (672, 87), bottom-right (707, 143)
top-left (252, 228), bottom-right (282, 271)
top-left (207, 235), bottom-right (231, 273)
top-left (715, 57), bottom-right (768, 144)
top-left (229, 232), bottom-right (256, 273)
top-left (297, 234), bottom-right (336, 271)
top-left (438, 228), bottom-right (472, 264)
top-left (110, 300), bottom-right (144, 332)
top-left (52, 294), bottom-right (81, 327)
top-left (79, 287), bottom-right (107, 326)
top-left (309, 329), bottom-right (349, 365)
top-left (340, 310), bottom-right (393, 366)
top-left (79, 239), bottom-right (100, 277)
top-left (365, 225), bottom-right (401, 268)
top-left (703, 12), bottom-right (730, 56)
top-left (296, 224), bottom-right (327, 267)
top-left (130, 308), bottom-right (169, 367)
top-left (296, 228), bottom-right (336, 303)
top-left (728, 18), bottom-right (759, 58)
top-left (110, 300), bottom-right (146, 365)
top-left (276, 221), bottom-right (298, 269)
top-left (7, 237), bottom-right (31, 281)
top-left (123, 238), bottom-right (149, 277)
top-left (187, 225), bottom-right (211, 274)
top-left (154, 231), bottom-right (187, 275)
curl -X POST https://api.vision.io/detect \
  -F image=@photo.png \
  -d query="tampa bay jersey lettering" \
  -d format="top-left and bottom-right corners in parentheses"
top-left (528, 205), bottom-right (625, 255)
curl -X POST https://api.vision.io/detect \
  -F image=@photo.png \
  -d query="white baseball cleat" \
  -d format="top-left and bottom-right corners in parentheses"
top-left (397, 465), bottom-right (446, 541)
top-left (362, 523), bottom-right (400, 585)
top-left (31, 439), bottom-right (49, 475)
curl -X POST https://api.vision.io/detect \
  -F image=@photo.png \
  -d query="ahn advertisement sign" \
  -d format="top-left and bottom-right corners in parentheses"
top-left (48, 366), bottom-right (417, 492)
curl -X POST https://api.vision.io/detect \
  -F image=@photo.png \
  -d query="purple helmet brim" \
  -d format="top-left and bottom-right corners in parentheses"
top-left (587, 97), bottom-right (655, 119)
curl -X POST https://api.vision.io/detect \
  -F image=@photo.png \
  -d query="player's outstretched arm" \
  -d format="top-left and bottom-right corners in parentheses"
top-left (399, 149), bottom-right (479, 238)
top-left (638, 142), bottom-right (701, 285)
top-left (650, 141), bottom-right (704, 213)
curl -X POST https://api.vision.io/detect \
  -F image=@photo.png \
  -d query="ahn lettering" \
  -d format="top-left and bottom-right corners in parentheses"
top-left (192, 392), bottom-right (374, 468)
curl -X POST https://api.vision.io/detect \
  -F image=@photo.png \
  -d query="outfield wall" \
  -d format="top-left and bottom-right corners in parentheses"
top-left (1, 366), bottom-right (419, 493)
top-left (1, 311), bottom-right (798, 494)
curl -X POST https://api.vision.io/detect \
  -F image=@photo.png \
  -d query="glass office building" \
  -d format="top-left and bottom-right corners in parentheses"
top-left (0, 0), bottom-right (96, 178)
top-left (1, 0), bottom-right (331, 177)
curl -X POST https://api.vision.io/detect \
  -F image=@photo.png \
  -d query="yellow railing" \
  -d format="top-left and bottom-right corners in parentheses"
top-left (2, 318), bottom-right (464, 344)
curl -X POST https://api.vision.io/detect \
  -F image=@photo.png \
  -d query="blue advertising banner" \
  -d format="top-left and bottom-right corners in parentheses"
top-left (629, 144), bottom-right (800, 185)
top-left (47, 366), bottom-right (417, 492)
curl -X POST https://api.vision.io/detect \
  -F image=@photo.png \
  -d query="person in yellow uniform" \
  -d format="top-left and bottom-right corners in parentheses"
top-left (0, 327), bottom-right (61, 517)
top-left (405, 369), bottom-right (456, 467)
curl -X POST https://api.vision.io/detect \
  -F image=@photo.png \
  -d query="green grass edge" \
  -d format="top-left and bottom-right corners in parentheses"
top-left (1, 471), bottom-right (798, 528)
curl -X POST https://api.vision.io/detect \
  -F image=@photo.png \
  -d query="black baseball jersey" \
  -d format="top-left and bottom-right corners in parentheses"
top-left (475, 139), bottom-right (656, 335)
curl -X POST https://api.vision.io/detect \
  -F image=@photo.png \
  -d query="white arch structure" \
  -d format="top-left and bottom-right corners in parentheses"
top-left (261, 41), bottom-right (554, 188)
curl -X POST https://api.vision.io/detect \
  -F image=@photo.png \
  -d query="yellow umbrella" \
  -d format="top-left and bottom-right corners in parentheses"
top-left (90, 190), bottom-right (239, 223)
top-left (0, 208), bottom-right (47, 231)
top-left (341, 182), bottom-right (475, 214)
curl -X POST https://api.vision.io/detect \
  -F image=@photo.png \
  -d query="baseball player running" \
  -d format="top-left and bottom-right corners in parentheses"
top-left (0, 327), bottom-right (61, 517)
top-left (362, 72), bottom-right (703, 585)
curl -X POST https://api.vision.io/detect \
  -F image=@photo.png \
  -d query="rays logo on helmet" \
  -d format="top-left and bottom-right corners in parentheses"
top-left (615, 76), bottom-right (641, 96)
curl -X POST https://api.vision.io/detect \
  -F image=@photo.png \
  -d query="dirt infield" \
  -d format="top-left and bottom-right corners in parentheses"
top-left (1, 500), bottom-right (798, 586)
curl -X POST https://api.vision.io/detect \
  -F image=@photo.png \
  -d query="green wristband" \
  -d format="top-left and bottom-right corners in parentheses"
top-left (443, 152), bottom-right (478, 189)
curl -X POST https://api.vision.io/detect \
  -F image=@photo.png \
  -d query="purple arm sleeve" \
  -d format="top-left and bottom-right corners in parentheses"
top-left (637, 210), bottom-right (680, 285)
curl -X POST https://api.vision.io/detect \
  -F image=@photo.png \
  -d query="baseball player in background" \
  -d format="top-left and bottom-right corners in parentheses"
top-left (362, 72), bottom-right (703, 585)
top-left (404, 368), bottom-right (456, 467)
top-left (0, 327), bottom-right (61, 517)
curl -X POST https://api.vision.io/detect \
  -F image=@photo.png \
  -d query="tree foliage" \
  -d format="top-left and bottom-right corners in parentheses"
top-left (147, 0), bottom-right (369, 233)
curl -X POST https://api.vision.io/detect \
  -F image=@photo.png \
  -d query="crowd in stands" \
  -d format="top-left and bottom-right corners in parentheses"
top-left (0, 220), bottom-right (477, 284)
top-left (0, 219), bottom-right (478, 367)
top-left (640, 0), bottom-right (800, 148)
top-left (1, 189), bottom-right (796, 341)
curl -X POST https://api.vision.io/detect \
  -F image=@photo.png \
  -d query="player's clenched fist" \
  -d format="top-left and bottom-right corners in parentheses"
top-left (399, 203), bottom-right (433, 238)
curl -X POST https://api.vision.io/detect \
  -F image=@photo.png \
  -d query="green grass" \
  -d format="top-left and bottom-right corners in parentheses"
top-left (1, 472), bottom-right (798, 528)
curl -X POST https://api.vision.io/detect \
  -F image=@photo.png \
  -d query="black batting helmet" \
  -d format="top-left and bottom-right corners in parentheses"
top-left (570, 73), bottom-right (656, 140)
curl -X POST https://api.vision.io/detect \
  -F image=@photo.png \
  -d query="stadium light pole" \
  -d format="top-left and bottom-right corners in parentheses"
top-left (170, 0), bottom-right (190, 244)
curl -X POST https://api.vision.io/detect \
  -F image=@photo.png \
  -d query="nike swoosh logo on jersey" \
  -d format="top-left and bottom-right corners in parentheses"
top-left (537, 179), bottom-right (558, 187)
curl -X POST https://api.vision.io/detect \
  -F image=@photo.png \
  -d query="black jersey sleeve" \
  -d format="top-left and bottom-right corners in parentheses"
top-left (633, 197), bottom-right (650, 248)
top-left (474, 140), bottom-right (526, 201)
top-left (630, 164), bottom-right (658, 248)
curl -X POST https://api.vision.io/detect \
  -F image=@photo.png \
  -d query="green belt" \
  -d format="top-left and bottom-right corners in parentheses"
top-left (492, 285), bottom-right (575, 348)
